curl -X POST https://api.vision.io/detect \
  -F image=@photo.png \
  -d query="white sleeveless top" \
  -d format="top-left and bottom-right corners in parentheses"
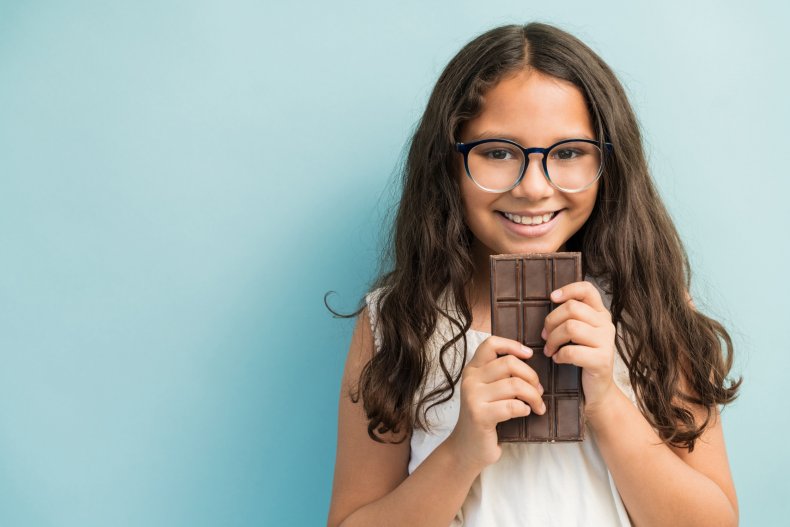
top-left (366, 276), bottom-right (637, 526)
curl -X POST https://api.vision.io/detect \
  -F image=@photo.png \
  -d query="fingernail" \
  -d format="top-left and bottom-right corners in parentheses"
top-left (521, 345), bottom-right (533, 356)
top-left (541, 328), bottom-right (547, 340)
top-left (541, 402), bottom-right (547, 413)
top-left (551, 289), bottom-right (562, 300)
top-left (538, 384), bottom-right (544, 394)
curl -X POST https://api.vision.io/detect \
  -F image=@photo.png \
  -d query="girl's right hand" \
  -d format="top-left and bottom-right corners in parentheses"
top-left (445, 336), bottom-right (546, 472)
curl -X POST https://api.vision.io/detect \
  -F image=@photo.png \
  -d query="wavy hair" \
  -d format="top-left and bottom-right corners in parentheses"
top-left (329, 22), bottom-right (741, 452)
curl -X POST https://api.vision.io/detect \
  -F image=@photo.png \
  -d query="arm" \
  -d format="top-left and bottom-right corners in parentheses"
top-left (326, 309), bottom-right (482, 527)
top-left (543, 283), bottom-right (738, 527)
top-left (586, 384), bottom-right (738, 527)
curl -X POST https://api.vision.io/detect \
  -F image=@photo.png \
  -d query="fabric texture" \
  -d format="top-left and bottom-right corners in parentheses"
top-left (365, 276), bottom-right (635, 526)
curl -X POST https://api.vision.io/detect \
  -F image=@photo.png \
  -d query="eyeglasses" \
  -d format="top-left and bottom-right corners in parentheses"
top-left (455, 138), bottom-right (614, 193)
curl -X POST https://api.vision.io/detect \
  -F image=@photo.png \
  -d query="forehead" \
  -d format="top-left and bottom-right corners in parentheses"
top-left (463, 68), bottom-right (594, 144)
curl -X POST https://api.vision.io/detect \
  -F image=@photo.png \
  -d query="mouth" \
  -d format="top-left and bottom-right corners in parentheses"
top-left (495, 208), bottom-right (564, 238)
top-left (497, 210), bottom-right (560, 226)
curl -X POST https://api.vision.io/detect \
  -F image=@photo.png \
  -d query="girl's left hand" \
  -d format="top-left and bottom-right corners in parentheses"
top-left (542, 281), bottom-right (621, 414)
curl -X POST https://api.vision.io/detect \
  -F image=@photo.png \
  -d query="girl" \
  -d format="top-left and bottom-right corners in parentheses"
top-left (327, 23), bottom-right (741, 527)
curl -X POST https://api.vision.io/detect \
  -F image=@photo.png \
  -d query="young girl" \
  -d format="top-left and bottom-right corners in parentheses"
top-left (327, 22), bottom-right (741, 527)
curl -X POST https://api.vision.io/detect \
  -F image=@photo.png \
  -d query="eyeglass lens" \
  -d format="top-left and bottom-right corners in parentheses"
top-left (466, 141), bottom-right (603, 192)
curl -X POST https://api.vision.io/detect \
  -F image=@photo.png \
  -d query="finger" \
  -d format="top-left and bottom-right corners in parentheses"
top-left (544, 298), bottom-right (604, 335)
top-left (487, 398), bottom-right (533, 425)
top-left (544, 319), bottom-right (598, 356)
top-left (551, 344), bottom-right (597, 368)
top-left (483, 377), bottom-right (547, 415)
top-left (550, 281), bottom-right (607, 312)
top-left (478, 354), bottom-right (542, 389)
top-left (468, 335), bottom-right (533, 368)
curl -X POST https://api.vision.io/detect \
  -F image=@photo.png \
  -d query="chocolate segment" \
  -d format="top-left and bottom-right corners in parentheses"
top-left (490, 252), bottom-right (585, 443)
top-left (494, 259), bottom-right (519, 300)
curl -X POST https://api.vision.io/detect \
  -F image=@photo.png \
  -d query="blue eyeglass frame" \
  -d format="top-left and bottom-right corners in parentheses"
top-left (455, 138), bottom-right (615, 194)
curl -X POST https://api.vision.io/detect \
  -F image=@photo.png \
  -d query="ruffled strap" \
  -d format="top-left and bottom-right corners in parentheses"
top-left (364, 288), bottom-right (385, 354)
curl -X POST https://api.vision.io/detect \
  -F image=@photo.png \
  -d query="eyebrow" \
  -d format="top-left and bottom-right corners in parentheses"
top-left (465, 131), bottom-right (597, 144)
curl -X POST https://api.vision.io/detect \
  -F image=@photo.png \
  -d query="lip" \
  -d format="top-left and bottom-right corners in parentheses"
top-left (500, 209), bottom-right (559, 217)
top-left (497, 209), bottom-right (563, 237)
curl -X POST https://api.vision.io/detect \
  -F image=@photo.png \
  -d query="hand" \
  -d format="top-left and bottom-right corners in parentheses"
top-left (542, 281), bottom-right (621, 415)
top-left (445, 336), bottom-right (546, 472)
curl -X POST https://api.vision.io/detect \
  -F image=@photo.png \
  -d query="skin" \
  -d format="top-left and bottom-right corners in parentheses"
top-left (328, 68), bottom-right (738, 527)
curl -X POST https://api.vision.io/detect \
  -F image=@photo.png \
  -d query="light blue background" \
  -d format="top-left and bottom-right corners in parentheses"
top-left (1, 0), bottom-right (787, 525)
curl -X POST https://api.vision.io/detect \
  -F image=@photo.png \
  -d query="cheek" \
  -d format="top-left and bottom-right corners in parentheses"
top-left (456, 162), bottom-right (470, 198)
top-left (458, 171), bottom-right (477, 212)
top-left (459, 180), bottom-right (490, 221)
top-left (569, 184), bottom-right (599, 218)
top-left (457, 179), bottom-right (493, 241)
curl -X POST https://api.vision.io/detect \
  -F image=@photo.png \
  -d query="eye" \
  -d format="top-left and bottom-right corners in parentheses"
top-left (475, 144), bottom-right (520, 161)
top-left (552, 148), bottom-right (582, 160)
top-left (549, 141), bottom-right (600, 162)
top-left (487, 148), bottom-right (513, 160)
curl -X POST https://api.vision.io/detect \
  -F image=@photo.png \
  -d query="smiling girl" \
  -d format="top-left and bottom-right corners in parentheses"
top-left (328, 23), bottom-right (741, 527)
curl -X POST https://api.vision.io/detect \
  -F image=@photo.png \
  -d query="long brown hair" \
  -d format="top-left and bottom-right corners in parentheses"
top-left (329, 22), bottom-right (741, 452)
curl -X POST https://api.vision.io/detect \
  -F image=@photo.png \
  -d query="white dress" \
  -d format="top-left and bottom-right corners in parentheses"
top-left (366, 276), bottom-right (637, 526)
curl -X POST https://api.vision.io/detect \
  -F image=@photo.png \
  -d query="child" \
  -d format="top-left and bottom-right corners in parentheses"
top-left (327, 22), bottom-right (741, 527)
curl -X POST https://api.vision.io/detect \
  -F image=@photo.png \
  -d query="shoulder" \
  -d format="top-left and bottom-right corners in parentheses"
top-left (329, 294), bottom-right (411, 526)
top-left (364, 286), bottom-right (387, 314)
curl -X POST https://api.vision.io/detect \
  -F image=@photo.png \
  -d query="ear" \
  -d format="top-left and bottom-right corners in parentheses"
top-left (685, 290), bottom-right (696, 311)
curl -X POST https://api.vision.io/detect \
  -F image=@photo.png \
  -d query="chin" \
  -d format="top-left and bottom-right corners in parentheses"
top-left (506, 240), bottom-right (564, 255)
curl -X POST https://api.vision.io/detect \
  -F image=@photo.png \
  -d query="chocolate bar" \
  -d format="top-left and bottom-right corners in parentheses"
top-left (489, 253), bottom-right (584, 442)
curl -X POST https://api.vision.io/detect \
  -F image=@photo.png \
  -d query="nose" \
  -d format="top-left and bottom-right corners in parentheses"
top-left (509, 153), bottom-right (554, 200)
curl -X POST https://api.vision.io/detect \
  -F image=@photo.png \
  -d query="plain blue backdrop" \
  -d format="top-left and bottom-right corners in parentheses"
top-left (1, 0), bottom-right (788, 525)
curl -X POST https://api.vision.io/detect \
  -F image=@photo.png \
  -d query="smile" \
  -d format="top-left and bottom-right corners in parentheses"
top-left (501, 210), bottom-right (557, 225)
top-left (496, 209), bottom-right (563, 238)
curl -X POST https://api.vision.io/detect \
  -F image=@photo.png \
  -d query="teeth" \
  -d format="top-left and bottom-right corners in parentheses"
top-left (503, 211), bottom-right (556, 225)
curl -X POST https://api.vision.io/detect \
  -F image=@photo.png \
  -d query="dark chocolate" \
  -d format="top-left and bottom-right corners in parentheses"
top-left (490, 252), bottom-right (585, 443)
